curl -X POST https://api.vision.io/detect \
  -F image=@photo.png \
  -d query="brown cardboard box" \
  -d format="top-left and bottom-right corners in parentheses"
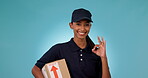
top-left (42, 59), bottom-right (71, 78)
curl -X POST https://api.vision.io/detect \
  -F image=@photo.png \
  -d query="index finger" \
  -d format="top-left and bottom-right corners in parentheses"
top-left (98, 36), bottom-right (102, 44)
top-left (102, 37), bottom-right (105, 43)
top-left (101, 37), bottom-right (105, 45)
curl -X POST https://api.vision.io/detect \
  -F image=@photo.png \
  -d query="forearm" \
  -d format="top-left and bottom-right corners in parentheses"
top-left (32, 65), bottom-right (44, 78)
top-left (101, 57), bottom-right (111, 78)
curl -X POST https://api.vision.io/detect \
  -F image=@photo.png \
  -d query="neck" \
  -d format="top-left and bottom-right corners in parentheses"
top-left (73, 37), bottom-right (87, 49)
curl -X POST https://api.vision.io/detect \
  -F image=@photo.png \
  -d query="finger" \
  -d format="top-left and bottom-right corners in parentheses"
top-left (92, 45), bottom-right (99, 50)
top-left (93, 44), bottom-right (103, 51)
top-left (92, 46), bottom-right (97, 53)
top-left (92, 45), bottom-right (99, 51)
top-left (102, 37), bottom-right (104, 42)
top-left (101, 37), bottom-right (105, 45)
top-left (104, 40), bottom-right (106, 48)
top-left (98, 36), bottom-right (102, 44)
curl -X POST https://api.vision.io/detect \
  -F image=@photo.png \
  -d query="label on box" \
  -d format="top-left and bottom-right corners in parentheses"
top-left (47, 62), bottom-right (62, 78)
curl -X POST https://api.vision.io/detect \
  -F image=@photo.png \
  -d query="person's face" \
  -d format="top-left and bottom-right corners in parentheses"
top-left (69, 20), bottom-right (92, 39)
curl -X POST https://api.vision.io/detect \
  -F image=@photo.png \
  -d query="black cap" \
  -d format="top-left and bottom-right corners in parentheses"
top-left (71, 8), bottom-right (93, 22)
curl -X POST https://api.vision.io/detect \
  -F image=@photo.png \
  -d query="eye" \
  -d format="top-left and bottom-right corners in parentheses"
top-left (85, 23), bottom-right (90, 26)
top-left (76, 23), bottom-right (81, 26)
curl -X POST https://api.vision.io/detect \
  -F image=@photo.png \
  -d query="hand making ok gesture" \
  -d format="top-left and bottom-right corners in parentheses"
top-left (92, 37), bottom-right (107, 58)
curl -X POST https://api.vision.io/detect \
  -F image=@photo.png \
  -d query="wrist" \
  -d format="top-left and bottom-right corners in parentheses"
top-left (100, 54), bottom-right (107, 58)
top-left (100, 56), bottom-right (107, 60)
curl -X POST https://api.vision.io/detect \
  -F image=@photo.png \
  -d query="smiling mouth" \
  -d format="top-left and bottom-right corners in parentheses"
top-left (78, 32), bottom-right (86, 36)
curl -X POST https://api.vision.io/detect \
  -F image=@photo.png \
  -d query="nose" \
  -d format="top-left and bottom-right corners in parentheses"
top-left (80, 25), bottom-right (85, 31)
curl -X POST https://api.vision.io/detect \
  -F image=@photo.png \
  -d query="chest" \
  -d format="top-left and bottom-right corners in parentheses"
top-left (59, 48), bottom-right (101, 77)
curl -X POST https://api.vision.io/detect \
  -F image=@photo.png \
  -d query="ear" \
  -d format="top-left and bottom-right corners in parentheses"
top-left (69, 22), bottom-right (74, 29)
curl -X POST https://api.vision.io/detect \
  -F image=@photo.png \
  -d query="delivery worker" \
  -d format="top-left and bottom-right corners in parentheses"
top-left (32, 8), bottom-right (111, 78)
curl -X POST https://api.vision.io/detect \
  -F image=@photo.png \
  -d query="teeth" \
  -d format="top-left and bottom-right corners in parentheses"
top-left (79, 32), bottom-right (85, 35)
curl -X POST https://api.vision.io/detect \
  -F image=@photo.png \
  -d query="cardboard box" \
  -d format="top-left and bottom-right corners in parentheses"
top-left (42, 59), bottom-right (71, 78)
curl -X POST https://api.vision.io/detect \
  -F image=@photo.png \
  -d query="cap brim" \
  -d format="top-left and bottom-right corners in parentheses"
top-left (75, 17), bottom-right (93, 22)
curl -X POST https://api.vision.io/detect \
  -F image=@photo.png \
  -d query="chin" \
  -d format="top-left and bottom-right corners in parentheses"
top-left (77, 36), bottom-right (87, 39)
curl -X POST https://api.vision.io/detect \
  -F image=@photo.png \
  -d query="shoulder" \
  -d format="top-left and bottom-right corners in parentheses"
top-left (46, 39), bottom-right (72, 54)
top-left (50, 41), bottom-right (70, 50)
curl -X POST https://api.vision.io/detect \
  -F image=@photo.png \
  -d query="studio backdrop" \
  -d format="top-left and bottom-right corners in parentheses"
top-left (0, 0), bottom-right (148, 78)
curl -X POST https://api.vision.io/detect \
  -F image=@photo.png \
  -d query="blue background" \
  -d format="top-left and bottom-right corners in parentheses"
top-left (0, 0), bottom-right (148, 78)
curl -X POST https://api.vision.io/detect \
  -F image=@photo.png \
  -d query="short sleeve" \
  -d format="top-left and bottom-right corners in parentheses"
top-left (35, 44), bottom-right (61, 69)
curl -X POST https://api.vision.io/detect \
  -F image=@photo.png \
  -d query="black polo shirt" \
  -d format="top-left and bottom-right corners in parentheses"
top-left (35, 38), bottom-right (102, 78)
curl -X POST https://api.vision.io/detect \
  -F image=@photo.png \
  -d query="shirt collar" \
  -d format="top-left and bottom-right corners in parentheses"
top-left (68, 38), bottom-right (92, 53)
top-left (68, 38), bottom-right (80, 52)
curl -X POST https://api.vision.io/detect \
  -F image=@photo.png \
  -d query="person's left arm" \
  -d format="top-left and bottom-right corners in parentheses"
top-left (92, 37), bottom-right (111, 78)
